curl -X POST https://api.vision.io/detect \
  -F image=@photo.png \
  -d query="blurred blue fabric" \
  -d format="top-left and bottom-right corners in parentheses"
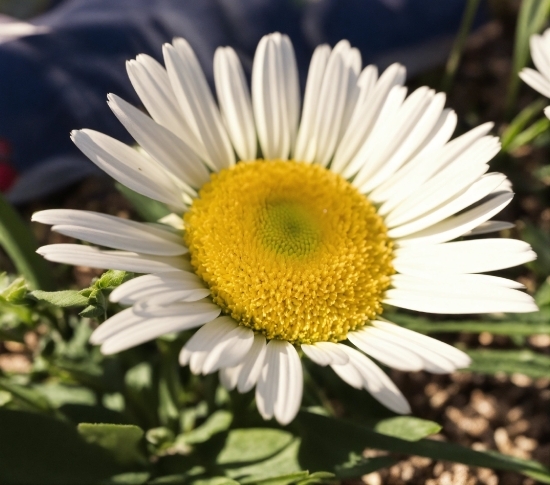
top-left (0, 0), bottom-right (487, 203)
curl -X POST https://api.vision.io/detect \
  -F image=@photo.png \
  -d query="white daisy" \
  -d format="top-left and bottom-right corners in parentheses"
top-left (34, 33), bottom-right (537, 425)
top-left (519, 27), bottom-right (550, 118)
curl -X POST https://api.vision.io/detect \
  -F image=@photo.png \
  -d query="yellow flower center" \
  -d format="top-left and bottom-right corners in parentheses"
top-left (184, 160), bottom-right (394, 344)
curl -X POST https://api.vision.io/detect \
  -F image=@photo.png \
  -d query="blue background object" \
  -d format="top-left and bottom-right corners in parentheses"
top-left (0, 0), bottom-right (486, 203)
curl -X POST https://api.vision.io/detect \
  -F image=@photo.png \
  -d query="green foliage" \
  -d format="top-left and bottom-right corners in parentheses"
top-left (297, 411), bottom-right (550, 482)
top-left (29, 270), bottom-right (134, 321)
top-left (0, 409), bottom-right (122, 484)
top-left (374, 416), bottom-right (441, 441)
top-left (78, 423), bottom-right (147, 466)
top-left (466, 349), bottom-right (550, 378)
top-left (0, 192), bottom-right (54, 290)
top-left (506, 0), bottom-right (550, 115)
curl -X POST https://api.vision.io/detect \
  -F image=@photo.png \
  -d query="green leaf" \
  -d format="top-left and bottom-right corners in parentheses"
top-left (224, 438), bottom-right (302, 483)
top-left (190, 479), bottom-right (240, 485)
top-left (374, 416), bottom-right (441, 441)
top-left (116, 183), bottom-right (170, 223)
top-left (78, 423), bottom-right (147, 466)
top-left (33, 383), bottom-right (96, 408)
top-left (178, 410), bottom-right (232, 446)
top-left (0, 377), bottom-right (55, 414)
top-left (80, 304), bottom-right (107, 318)
top-left (0, 277), bottom-right (28, 304)
top-left (297, 411), bottom-right (550, 481)
top-left (95, 270), bottom-right (134, 290)
top-left (0, 193), bottom-right (55, 290)
top-left (217, 428), bottom-right (294, 466)
top-left (103, 472), bottom-right (151, 484)
top-left (466, 349), bottom-right (550, 378)
top-left (0, 409), bottom-right (122, 484)
top-left (30, 290), bottom-right (89, 307)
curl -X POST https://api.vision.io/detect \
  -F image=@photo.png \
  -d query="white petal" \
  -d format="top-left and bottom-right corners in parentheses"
top-left (343, 84), bottom-right (407, 180)
top-left (163, 38), bottom-right (235, 171)
top-left (530, 34), bottom-right (550, 83)
top-left (219, 366), bottom-right (240, 391)
top-left (108, 94), bottom-right (210, 190)
top-left (360, 325), bottom-right (464, 374)
top-left (256, 340), bottom-right (303, 425)
top-left (463, 220), bottom-right (515, 236)
top-left (375, 122), bottom-right (493, 211)
top-left (392, 272), bottom-right (526, 291)
top-left (519, 67), bottom-right (550, 98)
top-left (33, 209), bottom-right (187, 256)
top-left (214, 47), bottom-right (257, 161)
top-left (312, 41), bottom-right (356, 166)
top-left (372, 320), bottom-right (471, 370)
top-left (37, 244), bottom-right (190, 273)
top-left (347, 328), bottom-right (424, 371)
top-left (395, 193), bottom-right (513, 246)
top-left (384, 134), bottom-right (500, 227)
top-left (182, 317), bottom-right (254, 374)
top-left (384, 272), bottom-right (537, 314)
top-left (355, 89), bottom-right (448, 193)
top-left (301, 341), bottom-right (349, 366)
top-left (252, 33), bottom-right (299, 160)
top-left (214, 335), bottom-right (268, 394)
top-left (388, 173), bottom-right (508, 239)
top-left (236, 334), bottom-right (267, 393)
top-left (334, 346), bottom-right (411, 414)
top-left (109, 271), bottom-right (208, 305)
top-left (71, 130), bottom-right (185, 210)
top-left (294, 45), bottom-right (331, 162)
top-left (126, 54), bottom-right (207, 159)
top-left (91, 301), bottom-right (220, 354)
top-left (394, 238), bottom-right (537, 274)
top-left (332, 63), bottom-right (406, 175)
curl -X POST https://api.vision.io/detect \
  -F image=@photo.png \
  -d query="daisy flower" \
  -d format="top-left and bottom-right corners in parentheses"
top-left (34, 33), bottom-right (537, 425)
top-left (520, 27), bottom-right (550, 117)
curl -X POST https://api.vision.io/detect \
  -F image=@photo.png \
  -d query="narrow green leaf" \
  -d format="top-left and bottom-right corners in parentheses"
top-left (390, 313), bottom-right (550, 336)
top-left (30, 290), bottom-right (88, 307)
top-left (501, 99), bottom-right (548, 150)
top-left (78, 423), bottom-right (147, 466)
top-left (505, 117), bottom-right (550, 152)
top-left (506, 0), bottom-right (550, 115)
top-left (536, 279), bottom-right (550, 307)
top-left (333, 456), bottom-right (396, 480)
top-left (0, 193), bottom-right (54, 290)
top-left (374, 416), bottom-right (441, 442)
top-left (441, 0), bottom-right (481, 92)
top-left (116, 183), bottom-right (171, 222)
top-left (297, 411), bottom-right (550, 481)
top-left (466, 349), bottom-right (550, 378)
